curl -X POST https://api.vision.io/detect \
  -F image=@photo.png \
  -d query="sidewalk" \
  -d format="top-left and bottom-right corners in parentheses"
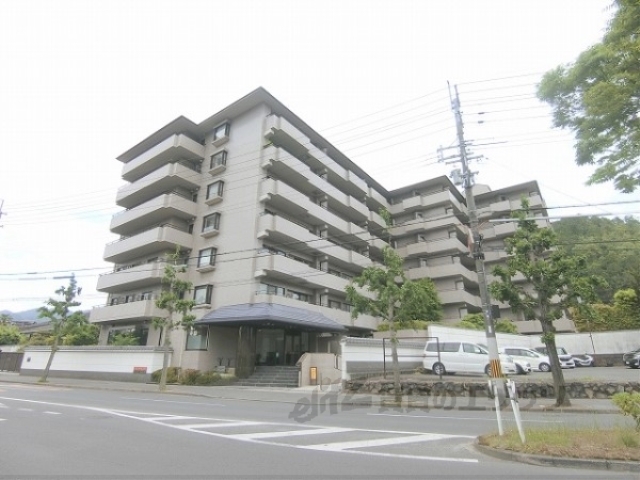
top-left (0, 371), bottom-right (620, 414)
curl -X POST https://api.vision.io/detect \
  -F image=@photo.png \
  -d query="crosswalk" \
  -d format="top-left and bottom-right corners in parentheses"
top-left (0, 395), bottom-right (480, 463)
top-left (102, 409), bottom-right (479, 463)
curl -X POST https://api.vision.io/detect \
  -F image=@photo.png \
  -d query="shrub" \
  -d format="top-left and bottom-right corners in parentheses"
top-left (612, 392), bottom-right (640, 430)
top-left (151, 367), bottom-right (180, 384)
top-left (180, 369), bottom-right (200, 385)
top-left (195, 370), bottom-right (221, 385)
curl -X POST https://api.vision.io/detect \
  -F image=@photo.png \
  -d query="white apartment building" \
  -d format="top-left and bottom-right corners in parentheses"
top-left (90, 88), bottom-right (562, 377)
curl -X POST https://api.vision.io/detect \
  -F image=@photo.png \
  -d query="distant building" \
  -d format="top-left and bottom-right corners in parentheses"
top-left (90, 88), bottom-right (568, 376)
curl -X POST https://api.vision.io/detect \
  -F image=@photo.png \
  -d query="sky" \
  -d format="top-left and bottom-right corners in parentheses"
top-left (1, 0), bottom-right (636, 314)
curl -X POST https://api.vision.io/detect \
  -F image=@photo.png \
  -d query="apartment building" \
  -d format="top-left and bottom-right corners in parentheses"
top-left (90, 87), bottom-right (561, 376)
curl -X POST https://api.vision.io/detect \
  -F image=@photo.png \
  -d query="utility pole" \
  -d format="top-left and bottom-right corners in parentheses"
top-left (446, 84), bottom-right (507, 406)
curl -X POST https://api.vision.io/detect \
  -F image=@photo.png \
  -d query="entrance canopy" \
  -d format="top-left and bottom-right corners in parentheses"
top-left (196, 302), bottom-right (348, 332)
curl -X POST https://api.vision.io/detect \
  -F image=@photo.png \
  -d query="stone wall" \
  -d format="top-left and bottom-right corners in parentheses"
top-left (344, 379), bottom-right (640, 399)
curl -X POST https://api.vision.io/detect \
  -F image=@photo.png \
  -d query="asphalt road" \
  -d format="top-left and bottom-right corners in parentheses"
top-left (0, 382), bottom-right (636, 479)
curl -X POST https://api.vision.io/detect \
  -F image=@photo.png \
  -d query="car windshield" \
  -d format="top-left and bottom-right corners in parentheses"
top-left (557, 348), bottom-right (568, 354)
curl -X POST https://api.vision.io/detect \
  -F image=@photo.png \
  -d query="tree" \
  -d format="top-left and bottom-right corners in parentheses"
top-left (0, 323), bottom-right (23, 345)
top-left (489, 200), bottom-right (604, 406)
top-left (553, 216), bottom-right (640, 304)
top-left (456, 313), bottom-right (518, 334)
top-left (37, 275), bottom-right (83, 382)
top-left (61, 314), bottom-right (99, 346)
top-left (537, 0), bottom-right (640, 193)
top-left (153, 249), bottom-right (196, 392)
top-left (571, 288), bottom-right (640, 332)
top-left (0, 313), bottom-right (13, 324)
top-left (346, 246), bottom-right (442, 403)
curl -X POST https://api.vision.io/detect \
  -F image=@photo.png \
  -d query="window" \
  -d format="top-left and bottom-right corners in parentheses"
top-left (463, 343), bottom-right (484, 354)
top-left (197, 247), bottom-right (217, 269)
top-left (288, 290), bottom-right (310, 302)
top-left (212, 122), bottom-right (230, 145)
top-left (259, 283), bottom-right (285, 297)
top-left (194, 285), bottom-right (213, 305)
top-left (205, 180), bottom-right (224, 205)
top-left (458, 307), bottom-right (468, 318)
top-left (186, 325), bottom-right (209, 350)
top-left (207, 181), bottom-right (224, 199)
top-left (328, 300), bottom-right (341, 309)
top-left (107, 325), bottom-right (148, 346)
top-left (202, 213), bottom-right (221, 236)
top-left (455, 280), bottom-right (464, 290)
top-left (209, 150), bottom-right (227, 170)
top-left (141, 291), bottom-right (152, 300)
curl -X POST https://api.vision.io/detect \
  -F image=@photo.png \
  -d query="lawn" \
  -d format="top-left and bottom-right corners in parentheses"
top-left (478, 426), bottom-right (640, 461)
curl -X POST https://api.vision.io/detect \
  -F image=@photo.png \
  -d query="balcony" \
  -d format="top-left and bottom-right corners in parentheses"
top-left (103, 225), bottom-right (193, 264)
top-left (438, 289), bottom-right (482, 308)
top-left (90, 299), bottom-right (165, 325)
top-left (388, 190), bottom-right (464, 215)
top-left (407, 263), bottom-right (478, 284)
top-left (263, 115), bottom-right (310, 160)
top-left (96, 262), bottom-right (165, 293)
top-left (116, 163), bottom-right (200, 209)
top-left (111, 194), bottom-right (197, 236)
top-left (366, 187), bottom-right (388, 213)
top-left (396, 237), bottom-right (467, 258)
top-left (121, 134), bottom-right (205, 182)
top-left (257, 214), bottom-right (373, 269)
top-left (255, 254), bottom-right (349, 295)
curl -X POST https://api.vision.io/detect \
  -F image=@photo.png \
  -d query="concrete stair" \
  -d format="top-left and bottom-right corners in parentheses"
top-left (235, 365), bottom-right (300, 388)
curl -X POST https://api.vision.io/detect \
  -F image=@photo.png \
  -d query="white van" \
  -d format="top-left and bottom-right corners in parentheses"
top-left (423, 341), bottom-right (517, 376)
top-left (500, 346), bottom-right (551, 372)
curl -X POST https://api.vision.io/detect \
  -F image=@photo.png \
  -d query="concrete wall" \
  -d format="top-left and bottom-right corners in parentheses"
top-left (374, 325), bottom-right (640, 356)
top-left (340, 337), bottom-right (425, 380)
top-left (19, 346), bottom-right (169, 382)
top-left (297, 353), bottom-right (341, 386)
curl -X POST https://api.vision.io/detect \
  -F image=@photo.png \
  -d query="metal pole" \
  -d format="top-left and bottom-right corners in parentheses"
top-left (450, 84), bottom-right (507, 406)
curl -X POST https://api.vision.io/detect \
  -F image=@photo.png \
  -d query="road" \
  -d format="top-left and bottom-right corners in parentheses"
top-left (0, 381), bottom-right (636, 479)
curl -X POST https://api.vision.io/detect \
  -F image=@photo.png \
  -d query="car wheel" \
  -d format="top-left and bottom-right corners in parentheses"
top-left (515, 364), bottom-right (525, 375)
top-left (484, 364), bottom-right (492, 375)
top-left (539, 362), bottom-right (551, 372)
top-left (432, 362), bottom-right (446, 376)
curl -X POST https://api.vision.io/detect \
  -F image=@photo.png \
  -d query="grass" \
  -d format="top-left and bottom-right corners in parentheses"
top-left (478, 425), bottom-right (640, 461)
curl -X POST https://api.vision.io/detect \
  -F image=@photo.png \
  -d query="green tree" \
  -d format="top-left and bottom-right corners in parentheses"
top-left (0, 323), bottom-right (24, 345)
top-left (61, 314), bottom-right (99, 346)
top-left (456, 313), bottom-right (518, 334)
top-left (153, 249), bottom-right (196, 392)
top-left (553, 216), bottom-right (640, 304)
top-left (0, 313), bottom-right (13, 324)
top-left (489, 200), bottom-right (604, 406)
top-left (537, 0), bottom-right (640, 193)
top-left (37, 275), bottom-right (83, 382)
top-left (346, 246), bottom-right (442, 403)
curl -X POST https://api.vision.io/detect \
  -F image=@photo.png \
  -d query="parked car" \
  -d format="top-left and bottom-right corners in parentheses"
top-left (623, 348), bottom-right (640, 369)
top-left (572, 353), bottom-right (595, 367)
top-left (499, 346), bottom-right (550, 372)
top-left (534, 346), bottom-right (575, 368)
top-left (423, 341), bottom-right (518, 376)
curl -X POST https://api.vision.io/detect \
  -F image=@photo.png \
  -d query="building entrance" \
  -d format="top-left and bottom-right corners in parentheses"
top-left (255, 328), bottom-right (309, 366)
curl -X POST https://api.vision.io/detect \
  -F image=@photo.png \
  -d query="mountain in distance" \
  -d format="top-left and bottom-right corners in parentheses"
top-left (1, 308), bottom-right (45, 322)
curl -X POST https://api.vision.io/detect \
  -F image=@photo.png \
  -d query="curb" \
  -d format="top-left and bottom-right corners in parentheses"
top-left (474, 442), bottom-right (640, 473)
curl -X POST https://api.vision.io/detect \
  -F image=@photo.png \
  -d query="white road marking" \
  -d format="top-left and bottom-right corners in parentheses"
top-left (0, 396), bottom-right (479, 463)
top-left (43, 411), bottom-right (61, 415)
top-left (18, 408), bottom-right (33, 411)
top-left (306, 432), bottom-right (459, 451)
top-left (175, 421), bottom-right (263, 430)
top-left (228, 427), bottom-right (352, 440)
top-left (143, 415), bottom-right (195, 422)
